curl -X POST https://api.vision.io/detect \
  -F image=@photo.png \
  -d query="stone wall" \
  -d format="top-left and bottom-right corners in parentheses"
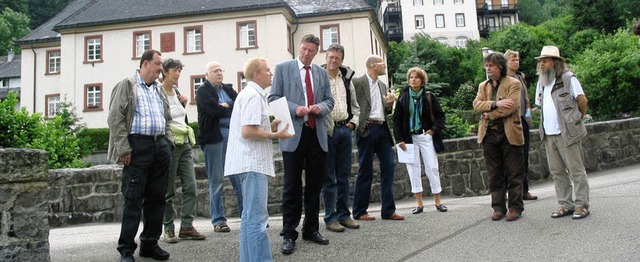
top-left (0, 149), bottom-right (51, 261)
top-left (46, 117), bottom-right (640, 228)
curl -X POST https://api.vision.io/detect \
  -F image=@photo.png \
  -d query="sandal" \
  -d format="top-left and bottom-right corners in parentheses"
top-left (572, 207), bottom-right (590, 219)
top-left (551, 207), bottom-right (574, 218)
top-left (411, 206), bottom-right (424, 214)
top-left (214, 223), bottom-right (230, 233)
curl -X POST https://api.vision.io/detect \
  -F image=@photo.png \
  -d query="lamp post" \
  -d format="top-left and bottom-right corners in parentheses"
top-left (481, 47), bottom-right (491, 80)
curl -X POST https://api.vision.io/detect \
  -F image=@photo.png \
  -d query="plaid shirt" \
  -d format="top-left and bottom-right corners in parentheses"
top-left (130, 73), bottom-right (166, 136)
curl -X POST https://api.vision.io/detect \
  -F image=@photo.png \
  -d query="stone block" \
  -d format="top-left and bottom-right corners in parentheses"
top-left (9, 211), bottom-right (49, 238)
top-left (0, 242), bottom-right (50, 262)
top-left (95, 183), bottom-right (119, 194)
top-left (0, 148), bottom-right (49, 183)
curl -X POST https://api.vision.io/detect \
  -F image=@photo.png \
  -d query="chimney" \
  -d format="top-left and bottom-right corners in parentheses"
top-left (8, 49), bottom-right (15, 62)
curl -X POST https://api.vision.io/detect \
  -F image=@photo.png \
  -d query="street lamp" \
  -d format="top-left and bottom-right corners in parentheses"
top-left (481, 47), bottom-right (492, 80)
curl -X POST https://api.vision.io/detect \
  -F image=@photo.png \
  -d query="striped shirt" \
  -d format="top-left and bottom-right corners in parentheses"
top-left (329, 71), bottom-right (349, 122)
top-left (224, 81), bottom-right (275, 177)
top-left (130, 73), bottom-right (166, 136)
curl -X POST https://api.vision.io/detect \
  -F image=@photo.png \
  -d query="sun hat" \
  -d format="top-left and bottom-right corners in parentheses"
top-left (534, 46), bottom-right (565, 61)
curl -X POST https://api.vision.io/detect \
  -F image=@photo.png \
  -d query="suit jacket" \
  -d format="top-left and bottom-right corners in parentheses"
top-left (352, 74), bottom-right (393, 143)
top-left (268, 59), bottom-right (334, 152)
top-left (472, 75), bottom-right (524, 146)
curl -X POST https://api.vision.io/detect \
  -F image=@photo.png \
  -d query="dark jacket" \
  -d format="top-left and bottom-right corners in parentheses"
top-left (393, 87), bottom-right (446, 153)
top-left (196, 80), bottom-right (237, 145)
top-left (321, 64), bottom-right (356, 121)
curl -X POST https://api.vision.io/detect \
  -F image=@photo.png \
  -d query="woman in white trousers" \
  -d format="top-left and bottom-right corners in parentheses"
top-left (393, 67), bottom-right (447, 214)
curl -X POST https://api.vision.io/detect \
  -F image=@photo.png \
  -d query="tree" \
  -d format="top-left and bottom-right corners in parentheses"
top-left (0, 0), bottom-right (28, 13)
top-left (569, 0), bottom-right (624, 33)
top-left (572, 29), bottom-right (640, 119)
top-left (26, 0), bottom-right (72, 29)
top-left (0, 7), bottom-right (30, 56)
top-left (387, 40), bottom-right (411, 87)
top-left (518, 0), bottom-right (550, 26)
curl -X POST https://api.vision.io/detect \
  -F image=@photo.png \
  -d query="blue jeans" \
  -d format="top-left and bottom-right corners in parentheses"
top-left (202, 142), bottom-right (226, 226)
top-left (221, 127), bottom-right (244, 216)
top-left (321, 125), bottom-right (354, 223)
top-left (353, 124), bottom-right (396, 218)
top-left (237, 172), bottom-right (272, 262)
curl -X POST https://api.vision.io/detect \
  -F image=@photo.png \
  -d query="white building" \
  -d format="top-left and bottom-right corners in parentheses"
top-left (379, 0), bottom-right (479, 47)
top-left (18, 0), bottom-right (388, 128)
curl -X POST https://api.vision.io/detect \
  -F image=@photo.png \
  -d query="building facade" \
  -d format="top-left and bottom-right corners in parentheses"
top-left (476, 0), bottom-right (519, 38)
top-left (0, 50), bottom-right (21, 105)
top-left (18, 0), bottom-right (388, 128)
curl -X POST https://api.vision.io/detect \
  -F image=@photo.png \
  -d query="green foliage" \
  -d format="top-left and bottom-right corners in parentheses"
top-left (518, 0), bottom-right (550, 26)
top-left (487, 23), bottom-right (548, 83)
top-left (0, 7), bottom-right (30, 55)
top-left (569, 0), bottom-right (624, 34)
top-left (0, 92), bottom-right (42, 148)
top-left (387, 41), bottom-right (411, 87)
top-left (188, 122), bottom-right (199, 145)
top-left (442, 109), bottom-right (472, 139)
top-left (450, 82), bottom-right (477, 111)
top-left (77, 128), bottom-right (109, 151)
top-left (0, 93), bottom-right (93, 168)
top-left (572, 29), bottom-right (640, 119)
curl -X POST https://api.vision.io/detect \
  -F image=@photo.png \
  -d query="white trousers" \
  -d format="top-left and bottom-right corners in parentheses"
top-left (405, 133), bottom-right (442, 194)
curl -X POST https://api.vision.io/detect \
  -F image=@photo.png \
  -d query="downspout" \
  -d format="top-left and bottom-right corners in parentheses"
top-left (31, 44), bottom-right (36, 113)
top-left (291, 17), bottom-right (299, 59)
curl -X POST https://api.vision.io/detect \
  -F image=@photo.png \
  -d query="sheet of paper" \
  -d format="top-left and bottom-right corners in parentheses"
top-left (396, 144), bottom-right (414, 164)
top-left (268, 97), bottom-right (295, 135)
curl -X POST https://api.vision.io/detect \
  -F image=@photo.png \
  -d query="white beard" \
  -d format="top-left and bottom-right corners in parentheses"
top-left (537, 67), bottom-right (556, 86)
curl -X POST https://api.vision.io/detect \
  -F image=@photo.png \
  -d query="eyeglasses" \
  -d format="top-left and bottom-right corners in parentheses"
top-left (373, 62), bottom-right (386, 67)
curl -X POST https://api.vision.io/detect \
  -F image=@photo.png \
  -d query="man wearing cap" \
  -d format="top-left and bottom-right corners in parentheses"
top-left (534, 46), bottom-right (590, 220)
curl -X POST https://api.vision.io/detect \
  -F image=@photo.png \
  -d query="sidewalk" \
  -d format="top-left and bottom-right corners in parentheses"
top-left (50, 164), bottom-right (640, 261)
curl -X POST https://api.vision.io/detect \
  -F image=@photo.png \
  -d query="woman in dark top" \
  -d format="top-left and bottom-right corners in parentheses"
top-left (393, 67), bottom-right (447, 214)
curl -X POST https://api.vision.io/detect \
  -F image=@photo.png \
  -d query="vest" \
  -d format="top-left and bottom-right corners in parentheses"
top-left (538, 71), bottom-right (587, 146)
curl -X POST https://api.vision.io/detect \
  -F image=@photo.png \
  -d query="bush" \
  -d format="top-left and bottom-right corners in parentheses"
top-left (0, 92), bottom-right (92, 168)
top-left (78, 128), bottom-right (109, 151)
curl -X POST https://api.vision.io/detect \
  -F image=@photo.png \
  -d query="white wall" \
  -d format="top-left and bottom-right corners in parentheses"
top-left (400, 0), bottom-right (479, 46)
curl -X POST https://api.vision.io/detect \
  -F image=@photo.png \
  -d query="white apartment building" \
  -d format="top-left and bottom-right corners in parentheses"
top-left (402, 0), bottom-right (479, 47)
top-left (18, 0), bottom-right (388, 128)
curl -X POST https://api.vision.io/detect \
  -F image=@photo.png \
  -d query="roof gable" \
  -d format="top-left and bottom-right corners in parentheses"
top-left (0, 55), bottom-right (22, 78)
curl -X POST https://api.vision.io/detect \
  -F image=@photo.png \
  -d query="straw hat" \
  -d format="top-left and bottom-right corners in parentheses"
top-left (534, 46), bottom-right (565, 61)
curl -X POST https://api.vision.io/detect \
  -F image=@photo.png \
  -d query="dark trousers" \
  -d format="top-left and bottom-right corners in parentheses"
top-left (483, 128), bottom-right (524, 213)
top-left (522, 116), bottom-right (531, 193)
top-left (281, 125), bottom-right (326, 240)
top-left (353, 124), bottom-right (396, 218)
top-left (117, 135), bottom-right (171, 254)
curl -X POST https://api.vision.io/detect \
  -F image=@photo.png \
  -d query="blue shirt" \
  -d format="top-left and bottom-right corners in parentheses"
top-left (216, 84), bottom-right (233, 128)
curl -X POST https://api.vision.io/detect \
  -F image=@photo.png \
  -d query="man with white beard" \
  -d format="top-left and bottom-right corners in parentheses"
top-left (534, 46), bottom-right (590, 220)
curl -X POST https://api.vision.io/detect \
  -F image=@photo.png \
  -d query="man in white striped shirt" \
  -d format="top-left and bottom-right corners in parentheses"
top-left (224, 57), bottom-right (292, 262)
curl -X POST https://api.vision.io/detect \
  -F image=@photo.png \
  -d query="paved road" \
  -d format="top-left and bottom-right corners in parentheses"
top-left (50, 164), bottom-right (640, 261)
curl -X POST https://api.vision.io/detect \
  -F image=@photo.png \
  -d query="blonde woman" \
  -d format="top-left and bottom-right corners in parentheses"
top-left (393, 67), bottom-right (447, 214)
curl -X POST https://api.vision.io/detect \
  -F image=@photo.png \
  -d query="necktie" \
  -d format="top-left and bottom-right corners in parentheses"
top-left (304, 65), bottom-right (315, 128)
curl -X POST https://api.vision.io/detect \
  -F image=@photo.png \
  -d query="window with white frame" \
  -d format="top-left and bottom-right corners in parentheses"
top-left (47, 50), bottom-right (61, 74)
top-left (185, 26), bottom-right (203, 53)
top-left (191, 75), bottom-right (206, 102)
top-left (455, 13), bottom-right (465, 27)
top-left (133, 31), bottom-right (151, 58)
top-left (455, 37), bottom-right (468, 48)
top-left (46, 94), bottom-right (60, 118)
top-left (84, 83), bottom-right (102, 110)
top-left (502, 0), bottom-right (509, 7)
top-left (435, 14), bottom-right (445, 28)
top-left (502, 17), bottom-right (512, 26)
top-left (415, 15), bottom-right (425, 29)
top-left (454, 0), bottom-right (463, 4)
top-left (434, 0), bottom-right (443, 5)
top-left (436, 37), bottom-right (448, 45)
top-left (414, 0), bottom-right (423, 6)
top-left (238, 21), bottom-right (257, 49)
top-left (85, 36), bottom-right (102, 62)
top-left (321, 25), bottom-right (339, 51)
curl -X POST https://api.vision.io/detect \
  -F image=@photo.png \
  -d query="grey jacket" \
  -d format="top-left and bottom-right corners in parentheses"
top-left (539, 71), bottom-right (587, 146)
top-left (107, 74), bottom-right (174, 163)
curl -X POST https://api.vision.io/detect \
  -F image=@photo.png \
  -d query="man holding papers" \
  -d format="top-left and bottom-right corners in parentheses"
top-left (268, 34), bottom-right (334, 255)
top-left (393, 67), bottom-right (447, 215)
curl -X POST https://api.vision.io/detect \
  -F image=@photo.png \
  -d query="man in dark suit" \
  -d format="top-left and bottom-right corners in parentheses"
top-left (352, 55), bottom-right (405, 221)
top-left (268, 34), bottom-right (335, 255)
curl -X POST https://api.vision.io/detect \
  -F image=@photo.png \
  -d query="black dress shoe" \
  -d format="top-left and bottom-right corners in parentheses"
top-left (302, 232), bottom-right (329, 245)
top-left (436, 204), bottom-right (448, 212)
top-left (139, 245), bottom-right (170, 261)
top-left (120, 252), bottom-right (135, 262)
top-left (412, 206), bottom-right (424, 214)
top-left (281, 238), bottom-right (295, 254)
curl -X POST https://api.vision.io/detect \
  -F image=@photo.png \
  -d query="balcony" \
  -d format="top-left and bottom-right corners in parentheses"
top-left (383, 5), bottom-right (402, 22)
top-left (477, 3), bottom-right (518, 14)
top-left (385, 28), bottom-right (403, 43)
